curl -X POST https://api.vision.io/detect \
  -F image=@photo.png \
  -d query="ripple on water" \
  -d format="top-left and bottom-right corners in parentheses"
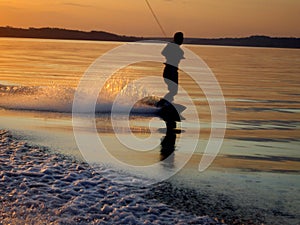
top-left (0, 130), bottom-right (219, 225)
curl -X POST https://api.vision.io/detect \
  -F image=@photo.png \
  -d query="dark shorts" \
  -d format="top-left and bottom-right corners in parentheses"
top-left (163, 64), bottom-right (178, 84)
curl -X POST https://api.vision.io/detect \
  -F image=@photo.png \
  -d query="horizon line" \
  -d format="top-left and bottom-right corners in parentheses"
top-left (1, 25), bottom-right (299, 39)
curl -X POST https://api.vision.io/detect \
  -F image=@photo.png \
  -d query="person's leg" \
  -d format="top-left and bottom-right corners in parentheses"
top-left (164, 78), bottom-right (178, 103)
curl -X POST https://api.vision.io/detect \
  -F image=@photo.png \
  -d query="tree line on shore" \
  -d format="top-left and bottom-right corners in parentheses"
top-left (1, 26), bottom-right (299, 48)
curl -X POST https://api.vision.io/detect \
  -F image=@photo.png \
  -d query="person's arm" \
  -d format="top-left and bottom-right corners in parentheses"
top-left (161, 45), bottom-right (168, 57)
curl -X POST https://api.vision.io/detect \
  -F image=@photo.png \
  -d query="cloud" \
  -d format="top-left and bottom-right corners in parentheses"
top-left (62, 2), bottom-right (92, 8)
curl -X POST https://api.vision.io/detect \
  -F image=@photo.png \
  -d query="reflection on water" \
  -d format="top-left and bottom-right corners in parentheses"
top-left (0, 38), bottom-right (299, 224)
top-left (0, 38), bottom-right (299, 166)
top-left (159, 111), bottom-right (182, 168)
top-left (160, 121), bottom-right (177, 162)
top-left (0, 38), bottom-right (299, 170)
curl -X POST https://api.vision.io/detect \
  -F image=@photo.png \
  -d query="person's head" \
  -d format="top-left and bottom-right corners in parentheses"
top-left (173, 32), bottom-right (184, 45)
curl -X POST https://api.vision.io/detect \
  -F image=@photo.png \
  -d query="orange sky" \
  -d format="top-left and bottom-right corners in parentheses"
top-left (1, 0), bottom-right (299, 38)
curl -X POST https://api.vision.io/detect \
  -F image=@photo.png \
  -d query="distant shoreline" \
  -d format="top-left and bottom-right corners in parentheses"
top-left (1, 26), bottom-right (300, 49)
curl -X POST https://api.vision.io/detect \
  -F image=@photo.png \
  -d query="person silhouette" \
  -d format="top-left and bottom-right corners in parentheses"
top-left (157, 32), bottom-right (184, 106)
top-left (157, 32), bottom-right (185, 165)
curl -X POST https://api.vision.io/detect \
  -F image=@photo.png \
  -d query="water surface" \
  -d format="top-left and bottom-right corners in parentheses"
top-left (0, 38), bottom-right (299, 224)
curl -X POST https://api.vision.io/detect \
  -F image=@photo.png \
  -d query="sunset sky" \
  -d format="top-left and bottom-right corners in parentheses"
top-left (1, 0), bottom-right (299, 38)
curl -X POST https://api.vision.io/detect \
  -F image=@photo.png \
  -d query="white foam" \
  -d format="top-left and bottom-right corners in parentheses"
top-left (0, 130), bottom-right (218, 224)
top-left (0, 85), bottom-right (159, 114)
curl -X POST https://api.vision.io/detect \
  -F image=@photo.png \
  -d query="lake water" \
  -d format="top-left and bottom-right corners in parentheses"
top-left (0, 38), bottom-right (299, 224)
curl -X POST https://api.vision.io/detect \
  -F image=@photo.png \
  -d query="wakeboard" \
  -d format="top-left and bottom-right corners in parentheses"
top-left (135, 96), bottom-right (186, 122)
top-left (155, 98), bottom-right (186, 122)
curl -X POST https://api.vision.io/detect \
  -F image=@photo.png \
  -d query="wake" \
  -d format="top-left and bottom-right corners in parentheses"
top-left (0, 84), bottom-right (159, 114)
